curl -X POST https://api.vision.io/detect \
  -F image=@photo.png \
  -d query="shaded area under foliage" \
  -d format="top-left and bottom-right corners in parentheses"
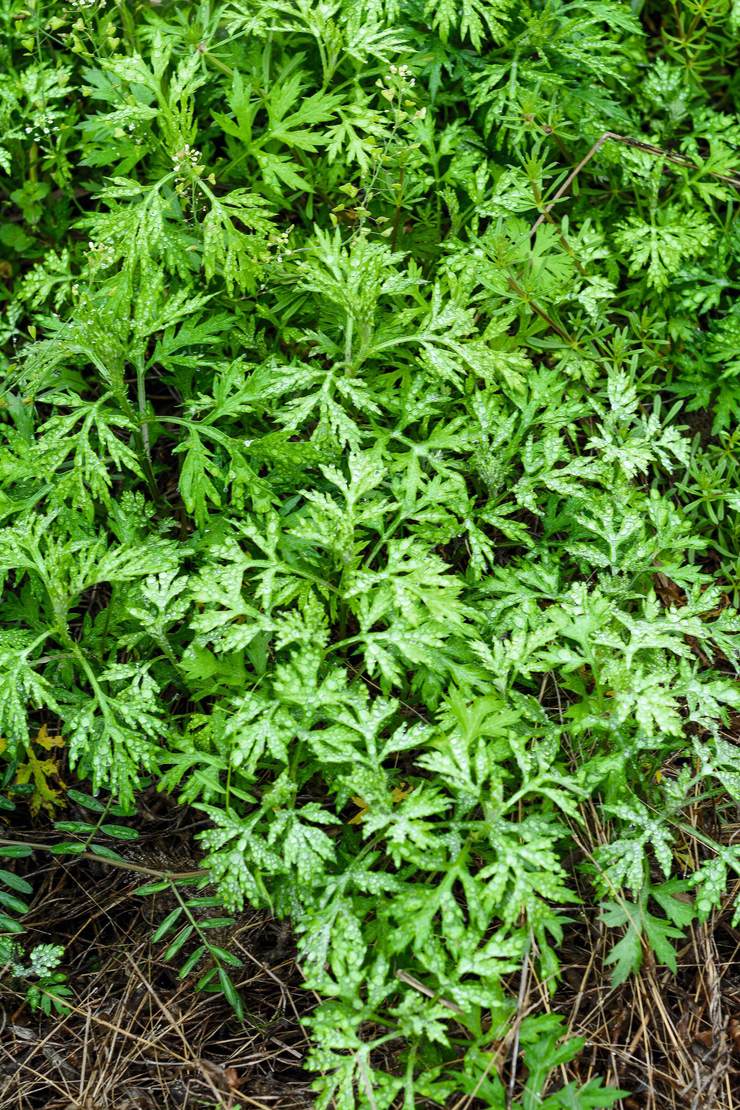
top-left (1, 796), bottom-right (737, 1109)
top-left (0, 798), bottom-right (312, 1110)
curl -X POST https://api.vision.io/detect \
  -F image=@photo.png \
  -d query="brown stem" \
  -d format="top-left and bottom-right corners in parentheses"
top-left (532, 130), bottom-right (740, 236)
top-left (0, 835), bottom-right (206, 881)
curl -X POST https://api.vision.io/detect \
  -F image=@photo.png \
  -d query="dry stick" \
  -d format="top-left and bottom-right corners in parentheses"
top-left (124, 952), bottom-right (191, 1058)
top-left (631, 982), bottom-right (656, 1110)
top-left (685, 923), bottom-right (730, 1110)
top-left (531, 130), bottom-right (740, 238)
top-left (0, 835), bottom-right (207, 882)
top-left (567, 938), bottom-right (598, 1032)
top-left (99, 966), bottom-right (148, 1099)
top-left (79, 1009), bottom-right (92, 1103)
top-left (449, 973), bottom-right (551, 1110)
top-left (528, 966), bottom-right (570, 1093)
top-left (395, 969), bottom-right (464, 1016)
top-left (64, 864), bottom-right (287, 1108)
top-left (506, 940), bottom-right (532, 1110)
top-left (63, 889), bottom-right (148, 951)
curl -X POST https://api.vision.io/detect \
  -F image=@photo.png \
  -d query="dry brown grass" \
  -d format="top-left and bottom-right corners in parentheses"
top-left (0, 798), bottom-right (313, 1110)
top-left (547, 905), bottom-right (740, 1109)
top-left (1, 795), bottom-right (738, 1108)
top-left (544, 797), bottom-right (740, 1110)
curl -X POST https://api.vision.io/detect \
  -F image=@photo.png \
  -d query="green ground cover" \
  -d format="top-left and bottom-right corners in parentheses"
top-left (1, 1), bottom-right (739, 1105)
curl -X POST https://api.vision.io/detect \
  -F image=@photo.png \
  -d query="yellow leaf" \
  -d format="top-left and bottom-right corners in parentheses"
top-left (34, 723), bottom-right (64, 751)
top-left (348, 784), bottom-right (413, 824)
top-left (14, 725), bottom-right (67, 817)
top-left (391, 782), bottom-right (412, 803)
top-left (349, 796), bottom-right (368, 825)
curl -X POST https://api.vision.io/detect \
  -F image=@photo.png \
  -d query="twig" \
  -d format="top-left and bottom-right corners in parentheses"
top-left (532, 130), bottom-right (740, 236)
top-left (506, 939), bottom-right (532, 1109)
top-left (0, 835), bottom-right (206, 882)
top-left (684, 922), bottom-right (730, 1110)
top-left (395, 969), bottom-right (463, 1015)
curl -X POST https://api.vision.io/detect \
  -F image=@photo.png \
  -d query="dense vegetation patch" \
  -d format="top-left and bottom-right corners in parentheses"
top-left (1, 0), bottom-right (739, 1105)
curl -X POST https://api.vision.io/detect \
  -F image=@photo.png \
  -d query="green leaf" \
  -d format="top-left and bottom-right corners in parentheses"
top-left (66, 789), bottom-right (107, 812)
top-left (133, 880), bottom-right (171, 896)
top-left (0, 890), bottom-right (29, 914)
top-left (54, 821), bottom-right (99, 835)
top-left (49, 843), bottom-right (87, 856)
top-left (100, 824), bottom-right (139, 840)
top-left (0, 846), bottom-right (34, 860)
top-left (88, 844), bottom-right (126, 862)
top-left (0, 870), bottom-right (33, 895)
top-left (152, 907), bottom-right (183, 942)
top-left (0, 913), bottom-right (26, 934)
top-left (178, 944), bottom-right (207, 978)
top-left (217, 966), bottom-right (244, 1018)
top-left (164, 924), bottom-right (194, 960)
